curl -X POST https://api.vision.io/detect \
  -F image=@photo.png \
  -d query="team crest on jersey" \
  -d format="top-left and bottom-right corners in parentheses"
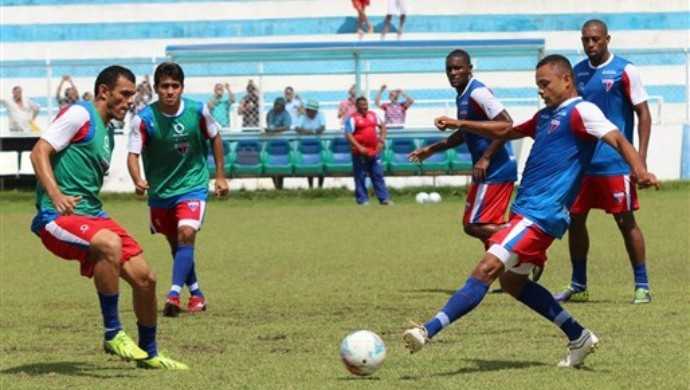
top-left (175, 142), bottom-right (190, 154)
top-left (548, 119), bottom-right (560, 133)
top-left (602, 79), bottom-right (615, 92)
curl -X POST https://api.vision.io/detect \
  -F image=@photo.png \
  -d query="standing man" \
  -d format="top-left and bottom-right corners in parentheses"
top-left (283, 86), bottom-right (303, 125)
top-left (409, 49), bottom-right (516, 251)
top-left (382, 0), bottom-right (407, 39)
top-left (344, 96), bottom-right (391, 205)
top-left (208, 82), bottom-right (235, 130)
top-left (0, 86), bottom-right (40, 133)
top-left (127, 62), bottom-right (229, 318)
top-left (554, 19), bottom-right (653, 304)
top-left (30, 65), bottom-right (187, 369)
top-left (402, 55), bottom-right (659, 368)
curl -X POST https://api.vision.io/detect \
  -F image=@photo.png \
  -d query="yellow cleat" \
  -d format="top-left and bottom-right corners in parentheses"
top-left (103, 331), bottom-right (148, 361)
top-left (136, 353), bottom-right (190, 370)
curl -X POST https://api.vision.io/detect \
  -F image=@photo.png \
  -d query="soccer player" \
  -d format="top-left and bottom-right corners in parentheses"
top-left (402, 55), bottom-right (659, 368)
top-left (127, 62), bottom-right (229, 317)
top-left (30, 65), bottom-right (188, 369)
top-left (409, 49), bottom-right (517, 251)
top-left (554, 20), bottom-right (653, 304)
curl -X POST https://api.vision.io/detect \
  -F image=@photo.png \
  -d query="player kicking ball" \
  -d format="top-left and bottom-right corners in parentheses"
top-left (403, 55), bottom-right (659, 368)
top-left (128, 62), bottom-right (229, 317)
top-left (30, 65), bottom-right (187, 369)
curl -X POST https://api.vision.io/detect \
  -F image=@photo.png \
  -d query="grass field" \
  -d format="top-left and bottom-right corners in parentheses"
top-left (0, 186), bottom-right (688, 389)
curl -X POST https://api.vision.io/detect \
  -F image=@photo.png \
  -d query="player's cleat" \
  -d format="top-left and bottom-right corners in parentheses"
top-left (163, 296), bottom-right (182, 317)
top-left (136, 353), bottom-right (189, 370)
top-left (553, 286), bottom-right (589, 303)
top-left (187, 295), bottom-right (207, 313)
top-left (557, 329), bottom-right (599, 368)
top-left (402, 322), bottom-right (429, 353)
top-left (103, 331), bottom-right (148, 361)
top-left (632, 288), bottom-right (652, 304)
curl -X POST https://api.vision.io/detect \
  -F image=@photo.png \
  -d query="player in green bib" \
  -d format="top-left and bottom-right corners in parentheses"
top-left (30, 65), bottom-right (187, 369)
top-left (127, 62), bottom-right (229, 317)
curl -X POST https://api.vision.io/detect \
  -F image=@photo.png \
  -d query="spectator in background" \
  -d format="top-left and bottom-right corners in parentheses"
top-left (82, 92), bottom-right (94, 101)
top-left (295, 100), bottom-right (326, 189)
top-left (208, 82), bottom-right (236, 129)
top-left (375, 84), bottom-right (414, 127)
top-left (382, 0), bottom-right (407, 39)
top-left (344, 96), bottom-right (391, 205)
top-left (337, 84), bottom-right (357, 124)
top-left (56, 75), bottom-right (80, 109)
top-left (239, 80), bottom-right (260, 128)
top-left (265, 97), bottom-right (292, 133)
top-left (283, 86), bottom-right (303, 125)
top-left (133, 75), bottom-right (153, 113)
top-left (352, 0), bottom-right (373, 38)
top-left (0, 86), bottom-right (40, 133)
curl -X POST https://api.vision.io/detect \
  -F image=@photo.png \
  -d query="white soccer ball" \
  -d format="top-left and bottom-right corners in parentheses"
top-left (428, 192), bottom-right (442, 203)
top-left (340, 330), bottom-right (386, 376)
top-left (415, 192), bottom-right (430, 204)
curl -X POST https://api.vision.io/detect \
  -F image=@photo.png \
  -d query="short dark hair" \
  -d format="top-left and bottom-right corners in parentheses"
top-left (536, 54), bottom-right (575, 80)
top-left (355, 96), bottom-right (368, 104)
top-left (154, 62), bottom-right (185, 87)
top-left (446, 49), bottom-right (471, 65)
top-left (582, 19), bottom-right (608, 35)
top-left (94, 65), bottom-right (135, 96)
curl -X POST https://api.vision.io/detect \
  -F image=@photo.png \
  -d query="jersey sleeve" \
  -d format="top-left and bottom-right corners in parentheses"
top-left (343, 116), bottom-right (355, 134)
top-left (201, 104), bottom-right (220, 139)
top-left (127, 114), bottom-right (146, 154)
top-left (621, 63), bottom-right (649, 106)
top-left (41, 105), bottom-right (90, 152)
top-left (571, 101), bottom-right (618, 140)
top-left (513, 113), bottom-right (538, 138)
top-left (469, 87), bottom-right (506, 120)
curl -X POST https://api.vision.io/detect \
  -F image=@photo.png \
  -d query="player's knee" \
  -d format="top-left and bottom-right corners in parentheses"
top-left (177, 226), bottom-right (196, 244)
top-left (134, 270), bottom-right (157, 290)
top-left (614, 213), bottom-right (637, 232)
top-left (472, 256), bottom-right (503, 284)
top-left (463, 223), bottom-right (477, 238)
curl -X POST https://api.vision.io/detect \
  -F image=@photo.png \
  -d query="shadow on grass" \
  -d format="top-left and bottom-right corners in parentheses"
top-left (400, 358), bottom-right (547, 380)
top-left (1, 361), bottom-right (135, 379)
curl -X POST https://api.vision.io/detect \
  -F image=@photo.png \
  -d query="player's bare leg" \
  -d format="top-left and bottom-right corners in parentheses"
top-left (555, 212), bottom-right (590, 302)
top-left (613, 211), bottom-right (651, 303)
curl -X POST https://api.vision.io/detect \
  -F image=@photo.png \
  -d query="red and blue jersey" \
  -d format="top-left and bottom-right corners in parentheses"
top-left (574, 55), bottom-right (648, 176)
top-left (511, 97), bottom-right (616, 238)
top-left (456, 78), bottom-right (517, 183)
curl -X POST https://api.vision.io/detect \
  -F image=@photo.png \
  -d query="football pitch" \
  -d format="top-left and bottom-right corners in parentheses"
top-left (1, 186), bottom-right (688, 389)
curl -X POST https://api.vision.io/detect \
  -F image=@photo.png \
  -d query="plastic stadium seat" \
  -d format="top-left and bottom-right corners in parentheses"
top-left (208, 140), bottom-right (235, 176)
top-left (262, 139), bottom-right (293, 176)
top-left (19, 151), bottom-right (35, 175)
top-left (0, 151), bottom-right (19, 176)
top-left (231, 140), bottom-right (263, 176)
top-left (293, 138), bottom-right (324, 176)
top-left (449, 143), bottom-right (473, 173)
top-left (323, 138), bottom-right (353, 175)
top-left (419, 138), bottom-right (450, 174)
top-left (386, 138), bottom-right (420, 175)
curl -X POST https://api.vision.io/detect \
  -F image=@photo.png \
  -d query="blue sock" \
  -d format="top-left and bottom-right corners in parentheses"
top-left (570, 257), bottom-right (587, 291)
top-left (98, 292), bottom-right (121, 341)
top-left (633, 263), bottom-right (649, 290)
top-left (424, 277), bottom-right (489, 338)
top-left (169, 245), bottom-right (194, 298)
top-left (185, 263), bottom-right (204, 297)
top-left (137, 323), bottom-right (157, 358)
top-left (518, 281), bottom-right (584, 341)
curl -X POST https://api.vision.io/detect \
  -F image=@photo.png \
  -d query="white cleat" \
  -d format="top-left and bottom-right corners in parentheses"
top-left (558, 329), bottom-right (600, 368)
top-left (402, 323), bottom-right (429, 353)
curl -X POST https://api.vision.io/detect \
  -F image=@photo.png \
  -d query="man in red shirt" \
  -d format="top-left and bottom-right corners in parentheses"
top-left (344, 96), bottom-right (391, 205)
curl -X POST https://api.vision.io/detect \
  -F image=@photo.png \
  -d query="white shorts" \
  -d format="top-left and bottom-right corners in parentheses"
top-left (387, 0), bottom-right (407, 15)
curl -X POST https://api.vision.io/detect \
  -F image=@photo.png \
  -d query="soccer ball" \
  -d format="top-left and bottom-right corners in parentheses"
top-left (339, 330), bottom-right (386, 376)
top-left (428, 192), bottom-right (442, 203)
top-left (415, 192), bottom-right (430, 204)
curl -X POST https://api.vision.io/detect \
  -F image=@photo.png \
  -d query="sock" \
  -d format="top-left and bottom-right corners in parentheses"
top-left (518, 281), bottom-right (584, 341)
top-left (185, 263), bottom-right (204, 297)
top-left (98, 292), bottom-right (121, 341)
top-left (424, 277), bottom-right (489, 338)
top-left (570, 257), bottom-right (587, 291)
top-left (169, 245), bottom-right (194, 298)
top-left (633, 263), bottom-right (649, 290)
top-left (137, 323), bottom-right (157, 358)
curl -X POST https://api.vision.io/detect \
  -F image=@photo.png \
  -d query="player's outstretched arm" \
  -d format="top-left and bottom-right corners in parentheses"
top-left (31, 139), bottom-right (80, 215)
top-left (409, 130), bottom-right (464, 163)
top-left (211, 134), bottom-right (229, 197)
top-left (434, 116), bottom-right (521, 140)
top-left (601, 131), bottom-right (659, 189)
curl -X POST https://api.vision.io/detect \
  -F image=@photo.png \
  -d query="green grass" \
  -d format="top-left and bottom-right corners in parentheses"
top-left (0, 187), bottom-right (688, 389)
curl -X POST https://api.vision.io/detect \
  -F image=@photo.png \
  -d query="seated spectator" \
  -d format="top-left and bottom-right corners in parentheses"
top-left (56, 75), bottom-right (80, 109)
top-left (375, 84), bottom-right (414, 127)
top-left (239, 80), bottom-right (260, 128)
top-left (337, 84), bottom-right (357, 124)
top-left (265, 97), bottom-right (291, 133)
top-left (208, 82), bottom-right (236, 129)
top-left (284, 86), bottom-right (303, 125)
top-left (0, 86), bottom-right (40, 133)
top-left (294, 100), bottom-right (325, 135)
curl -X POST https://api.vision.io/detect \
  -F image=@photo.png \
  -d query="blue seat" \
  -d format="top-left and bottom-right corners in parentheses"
top-left (294, 138), bottom-right (324, 176)
top-left (262, 139), bottom-right (293, 176)
top-left (419, 137), bottom-right (450, 174)
top-left (449, 143), bottom-right (473, 172)
top-left (324, 138), bottom-right (353, 175)
top-left (386, 138), bottom-right (420, 175)
top-left (231, 140), bottom-right (263, 176)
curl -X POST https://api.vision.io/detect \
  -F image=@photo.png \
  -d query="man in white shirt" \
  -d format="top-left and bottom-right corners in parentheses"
top-left (1, 86), bottom-right (40, 133)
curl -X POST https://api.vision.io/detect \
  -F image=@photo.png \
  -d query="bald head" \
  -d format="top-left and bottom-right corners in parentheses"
top-left (582, 19), bottom-right (608, 35)
top-left (581, 19), bottom-right (611, 65)
top-left (535, 54), bottom-right (577, 107)
top-left (537, 54), bottom-right (574, 80)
